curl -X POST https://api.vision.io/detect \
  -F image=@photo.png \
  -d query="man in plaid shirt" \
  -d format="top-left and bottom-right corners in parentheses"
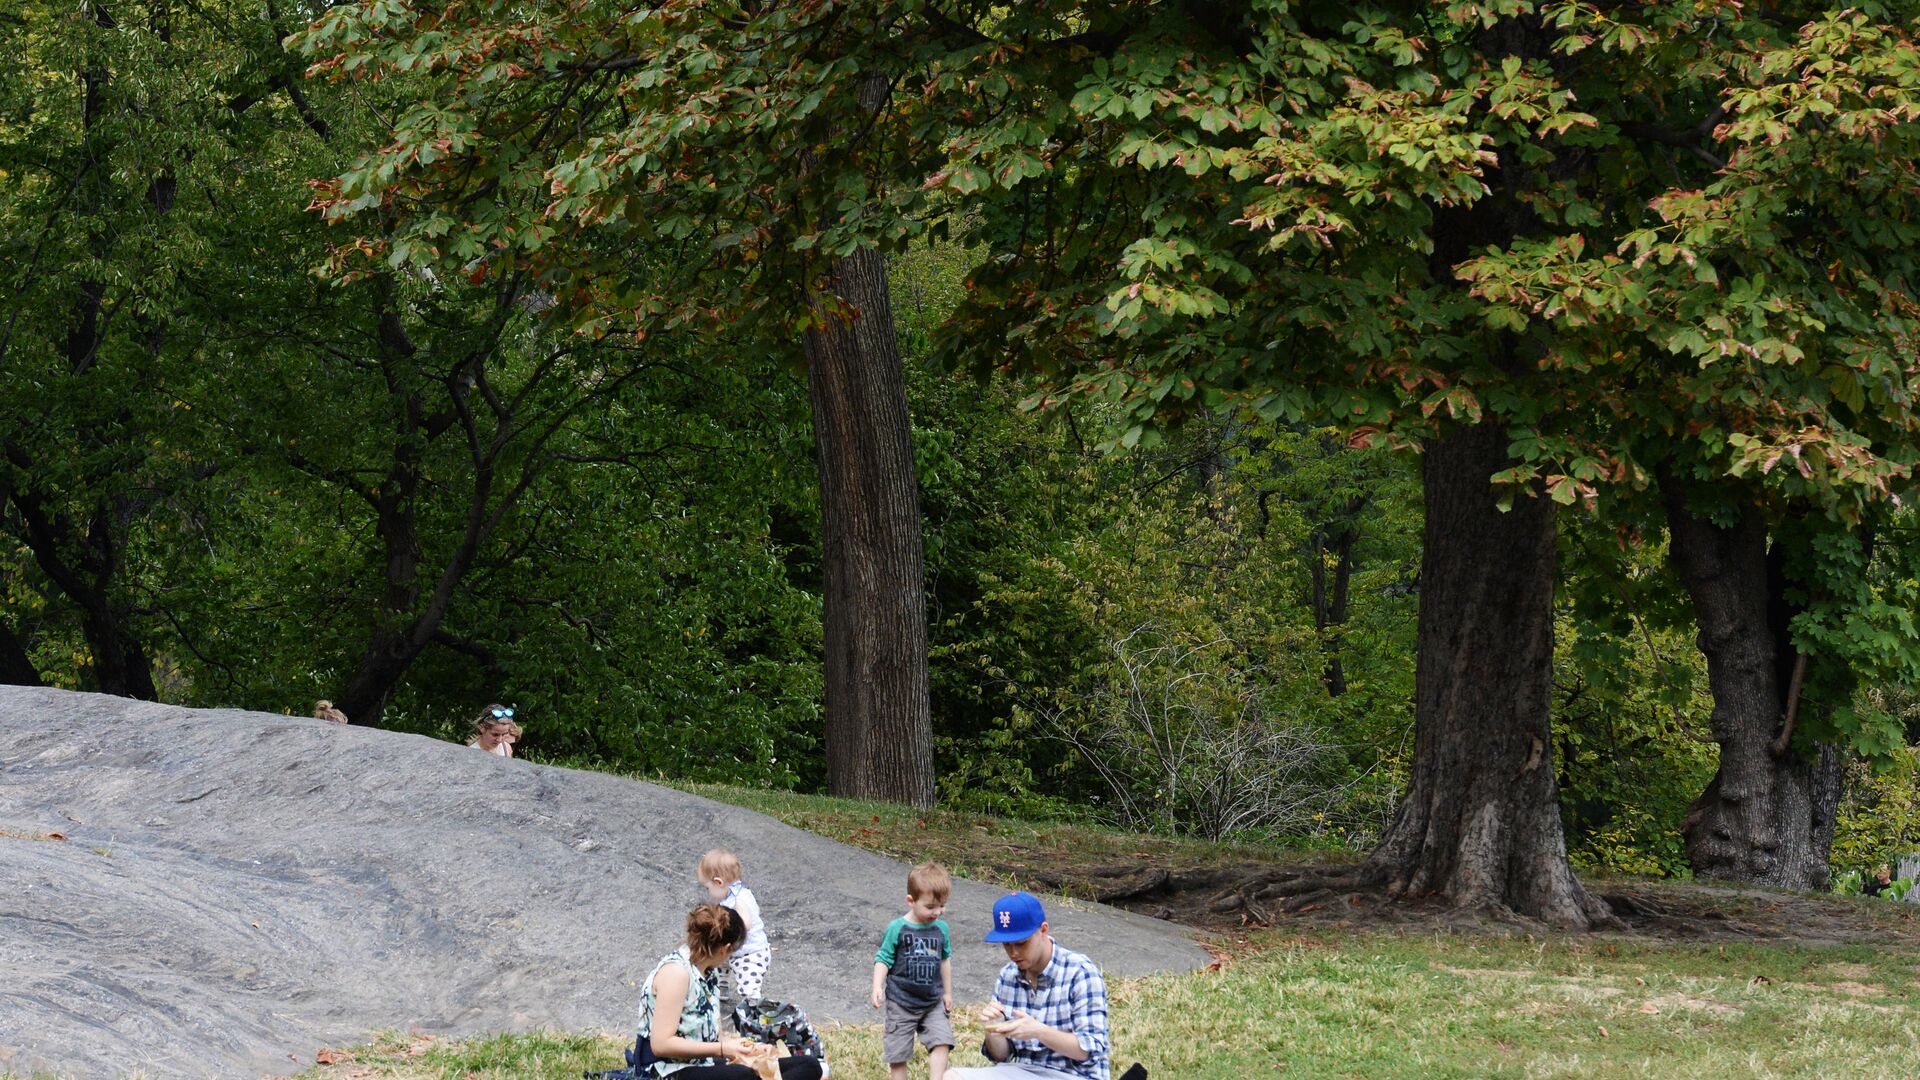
top-left (949, 892), bottom-right (1111, 1080)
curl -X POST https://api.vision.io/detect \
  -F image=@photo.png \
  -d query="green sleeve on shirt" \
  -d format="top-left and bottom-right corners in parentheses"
top-left (936, 919), bottom-right (952, 959)
top-left (874, 917), bottom-right (905, 966)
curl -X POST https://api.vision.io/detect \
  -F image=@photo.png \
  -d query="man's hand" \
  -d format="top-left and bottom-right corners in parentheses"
top-left (980, 1001), bottom-right (1007, 1025)
top-left (987, 1008), bottom-right (1050, 1041)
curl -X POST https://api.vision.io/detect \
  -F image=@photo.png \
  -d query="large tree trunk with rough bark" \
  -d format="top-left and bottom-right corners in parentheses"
top-left (1661, 475), bottom-right (1842, 889)
top-left (804, 247), bottom-right (934, 808)
top-left (1365, 423), bottom-right (1608, 927)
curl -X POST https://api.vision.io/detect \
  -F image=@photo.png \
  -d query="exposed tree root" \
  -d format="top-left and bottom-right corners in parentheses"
top-left (1012, 858), bottom-right (1906, 947)
top-left (1013, 853), bottom-right (1912, 945)
top-left (1601, 891), bottom-right (1756, 940)
top-left (1026, 863), bottom-right (1379, 927)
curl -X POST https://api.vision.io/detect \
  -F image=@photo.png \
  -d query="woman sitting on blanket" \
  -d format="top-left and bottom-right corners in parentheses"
top-left (637, 904), bottom-right (822, 1079)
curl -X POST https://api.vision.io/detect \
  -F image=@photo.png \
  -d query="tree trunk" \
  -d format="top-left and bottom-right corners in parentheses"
top-left (0, 480), bottom-right (42, 688)
top-left (0, 0), bottom-right (157, 701)
top-left (1309, 504), bottom-right (1360, 698)
top-left (336, 628), bottom-right (417, 727)
top-left (1365, 423), bottom-right (1607, 927)
top-left (5, 480), bottom-right (158, 700)
top-left (1661, 475), bottom-right (1841, 889)
top-left (804, 247), bottom-right (934, 807)
top-left (319, 277), bottom-right (613, 727)
top-left (0, 616), bottom-right (41, 687)
top-left (78, 577), bottom-right (160, 700)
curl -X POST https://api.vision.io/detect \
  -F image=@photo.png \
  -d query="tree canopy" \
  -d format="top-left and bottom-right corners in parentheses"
top-left (4, 0), bottom-right (1919, 914)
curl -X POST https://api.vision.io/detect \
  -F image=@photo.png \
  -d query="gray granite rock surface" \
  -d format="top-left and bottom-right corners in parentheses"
top-left (0, 687), bottom-right (1204, 1079)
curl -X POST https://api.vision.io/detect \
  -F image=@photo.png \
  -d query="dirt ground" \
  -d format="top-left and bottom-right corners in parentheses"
top-left (999, 852), bottom-right (1920, 949)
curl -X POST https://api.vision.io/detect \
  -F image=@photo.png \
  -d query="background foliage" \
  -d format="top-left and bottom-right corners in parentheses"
top-left (5, 0), bottom-right (1920, 883)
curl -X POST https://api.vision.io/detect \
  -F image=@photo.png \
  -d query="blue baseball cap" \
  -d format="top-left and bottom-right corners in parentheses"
top-left (984, 891), bottom-right (1046, 943)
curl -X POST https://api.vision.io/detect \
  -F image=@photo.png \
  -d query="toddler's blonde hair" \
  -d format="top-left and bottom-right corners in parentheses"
top-left (698, 847), bottom-right (744, 885)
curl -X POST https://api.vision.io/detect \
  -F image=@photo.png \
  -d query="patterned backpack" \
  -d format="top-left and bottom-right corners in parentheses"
top-left (731, 999), bottom-right (830, 1075)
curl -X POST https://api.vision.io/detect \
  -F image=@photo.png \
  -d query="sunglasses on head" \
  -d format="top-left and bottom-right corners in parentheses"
top-left (490, 707), bottom-right (514, 719)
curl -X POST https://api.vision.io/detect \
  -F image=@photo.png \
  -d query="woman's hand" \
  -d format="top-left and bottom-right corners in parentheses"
top-left (717, 1035), bottom-right (751, 1060)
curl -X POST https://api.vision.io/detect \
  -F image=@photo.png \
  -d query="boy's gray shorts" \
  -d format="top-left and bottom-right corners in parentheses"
top-left (883, 1000), bottom-right (954, 1063)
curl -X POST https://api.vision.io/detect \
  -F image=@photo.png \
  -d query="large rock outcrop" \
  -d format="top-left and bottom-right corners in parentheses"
top-left (0, 688), bottom-right (1205, 1078)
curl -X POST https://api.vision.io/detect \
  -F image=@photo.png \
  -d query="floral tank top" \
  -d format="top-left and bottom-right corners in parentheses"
top-left (635, 946), bottom-right (722, 1076)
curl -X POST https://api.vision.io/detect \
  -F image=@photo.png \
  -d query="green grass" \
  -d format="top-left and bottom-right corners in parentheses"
top-left (287, 930), bottom-right (1920, 1080)
top-left (672, 781), bottom-right (1345, 893)
top-left (20, 784), bottom-right (1920, 1080)
top-left (1119, 932), bottom-right (1920, 1079)
top-left (274, 784), bottom-right (1920, 1079)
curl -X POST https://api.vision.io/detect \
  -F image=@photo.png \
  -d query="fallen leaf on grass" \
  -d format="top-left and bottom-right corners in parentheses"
top-left (315, 1048), bottom-right (352, 1065)
top-left (1638, 1003), bottom-right (1660, 1014)
top-left (1749, 975), bottom-right (1772, 986)
top-left (402, 1033), bottom-right (437, 1057)
top-left (1598, 1026), bottom-right (1609, 1037)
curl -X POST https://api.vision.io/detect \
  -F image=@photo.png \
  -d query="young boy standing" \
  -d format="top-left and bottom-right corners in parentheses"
top-left (871, 862), bottom-right (955, 1080)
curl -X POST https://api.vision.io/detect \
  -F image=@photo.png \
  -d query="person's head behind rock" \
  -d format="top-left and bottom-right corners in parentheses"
top-left (470, 704), bottom-right (521, 752)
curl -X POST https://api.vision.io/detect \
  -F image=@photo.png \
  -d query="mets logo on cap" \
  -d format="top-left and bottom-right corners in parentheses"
top-left (984, 891), bottom-right (1045, 943)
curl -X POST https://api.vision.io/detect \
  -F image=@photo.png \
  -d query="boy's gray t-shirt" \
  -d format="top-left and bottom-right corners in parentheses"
top-left (874, 916), bottom-right (951, 1011)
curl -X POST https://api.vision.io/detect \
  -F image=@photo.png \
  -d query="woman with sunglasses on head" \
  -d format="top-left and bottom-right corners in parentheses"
top-left (468, 704), bottom-right (521, 757)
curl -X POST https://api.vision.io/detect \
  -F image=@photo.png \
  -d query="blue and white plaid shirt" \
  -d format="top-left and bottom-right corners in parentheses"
top-left (988, 941), bottom-right (1110, 1080)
